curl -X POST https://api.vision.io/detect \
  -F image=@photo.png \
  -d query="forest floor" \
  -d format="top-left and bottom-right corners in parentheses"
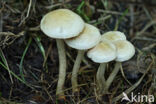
top-left (0, 0), bottom-right (156, 104)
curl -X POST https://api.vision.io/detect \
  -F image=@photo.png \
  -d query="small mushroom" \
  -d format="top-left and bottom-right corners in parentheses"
top-left (103, 40), bottom-right (135, 93)
top-left (100, 31), bottom-right (126, 75)
top-left (101, 31), bottom-right (126, 42)
top-left (87, 31), bottom-right (126, 94)
top-left (87, 40), bottom-right (116, 93)
top-left (65, 23), bottom-right (101, 92)
top-left (40, 9), bottom-right (84, 99)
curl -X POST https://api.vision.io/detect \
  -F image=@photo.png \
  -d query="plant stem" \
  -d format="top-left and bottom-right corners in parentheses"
top-left (56, 39), bottom-right (67, 99)
top-left (96, 63), bottom-right (106, 93)
top-left (72, 50), bottom-right (85, 92)
top-left (103, 62), bottom-right (121, 93)
top-left (112, 61), bottom-right (153, 102)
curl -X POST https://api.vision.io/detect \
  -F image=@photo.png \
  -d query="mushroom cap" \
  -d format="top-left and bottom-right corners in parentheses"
top-left (87, 41), bottom-right (116, 63)
top-left (65, 23), bottom-right (101, 50)
top-left (40, 9), bottom-right (84, 39)
top-left (101, 31), bottom-right (126, 42)
top-left (114, 40), bottom-right (135, 62)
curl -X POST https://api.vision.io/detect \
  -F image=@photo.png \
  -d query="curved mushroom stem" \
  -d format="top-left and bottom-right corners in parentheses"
top-left (72, 50), bottom-right (85, 92)
top-left (56, 39), bottom-right (67, 99)
top-left (96, 63), bottom-right (106, 93)
top-left (103, 62), bottom-right (121, 93)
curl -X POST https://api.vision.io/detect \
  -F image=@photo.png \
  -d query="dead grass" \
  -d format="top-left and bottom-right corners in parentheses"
top-left (0, 0), bottom-right (155, 104)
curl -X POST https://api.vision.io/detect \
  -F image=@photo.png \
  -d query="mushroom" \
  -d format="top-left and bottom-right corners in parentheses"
top-left (87, 40), bottom-right (116, 93)
top-left (65, 23), bottom-right (101, 92)
top-left (100, 31), bottom-right (126, 78)
top-left (103, 40), bottom-right (135, 93)
top-left (40, 9), bottom-right (84, 98)
top-left (87, 31), bottom-right (126, 93)
top-left (101, 31), bottom-right (126, 42)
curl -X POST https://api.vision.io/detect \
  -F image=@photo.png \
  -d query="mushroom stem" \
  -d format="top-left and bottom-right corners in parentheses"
top-left (96, 63), bottom-right (106, 93)
top-left (72, 50), bottom-right (85, 92)
top-left (103, 62), bottom-right (121, 93)
top-left (56, 39), bottom-right (67, 99)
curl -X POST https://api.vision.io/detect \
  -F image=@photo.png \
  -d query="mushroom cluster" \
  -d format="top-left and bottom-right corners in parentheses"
top-left (40, 9), bottom-right (101, 99)
top-left (87, 31), bottom-right (135, 94)
top-left (40, 8), bottom-right (135, 99)
top-left (65, 23), bottom-right (101, 92)
top-left (40, 9), bottom-right (85, 99)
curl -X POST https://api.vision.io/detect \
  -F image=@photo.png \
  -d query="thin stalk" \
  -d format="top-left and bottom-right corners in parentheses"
top-left (56, 39), bottom-right (67, 99)
top-left (103, 62), bottom-right (121, 93)
top-left (112, 61), bottom-right (153, 102)
top-left (96, 63), bottom-right (106, 93)
top-left (72, 50), bottom-right (85, 92)
top-left (19, 37), bottom-right (32, 82)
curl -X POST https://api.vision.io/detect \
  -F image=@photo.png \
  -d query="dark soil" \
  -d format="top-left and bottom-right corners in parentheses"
top-left (0, 0), bottom-right (156, 104)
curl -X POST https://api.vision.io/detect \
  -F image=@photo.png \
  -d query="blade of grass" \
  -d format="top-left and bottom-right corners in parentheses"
top-left (76, 0), bottom-right (90, 22)
top-left (0, 48), bottom-right (13, 83)
top-left (33, 35), bottom-right (46, 60)
top-left (29, 70), bottom-right (39, 81)
top-left (102, 0), bottom-right (108, 10)
top-left (77, 0), bottom-right (85, 14)
top-left (114, 8), bottom-right (129, 31)
top-left (0, 55), bottom-right (32, 88)
top-left (0, 61), bottom-right (24, 85)
top-left (19, 37), bottom-right (32, 82)
top-left (33, 35), bottom-right (48, 71)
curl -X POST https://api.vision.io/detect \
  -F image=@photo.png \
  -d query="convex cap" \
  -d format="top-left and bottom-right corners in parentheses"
top-left (114, 40), bottom-right (135, 62)
top-left (40, 9), bottom-right (84, 39)
top-left (65, 23), bottom-right (101, 50)
top-left (87, 41), bottom-right (116, 63)
top-left (101, 31), bottom-right (126, 42)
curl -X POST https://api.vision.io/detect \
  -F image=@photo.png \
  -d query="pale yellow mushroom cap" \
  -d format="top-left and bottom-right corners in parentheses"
top-left (114, 40), bottom-right (135, 62)
top-left (87, 41), bottom-right (116, 63)
top-left (40, 9), bottom-right (84, 39)
top-left (101, 31), bottom-right (126, 42)
top-left (65, 23), bottom-right (101, 50)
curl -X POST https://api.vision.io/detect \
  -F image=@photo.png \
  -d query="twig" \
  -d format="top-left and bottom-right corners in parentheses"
top-left (18, 0), bottom-right (32, 26)
top-left (135, 21), bottom-right (156, 36)
top-left (112, 60), bottom-right (154, 102)
top-left (0, 48), bottom-right (13, 83)
top-left (97, 9), bottom-right (140, 16)
top-left (88, 15), bottom-right (111, 24)
top-left (129, 4), bottom-right (134, 36)
top-left (0, 31), bottom-right (24, 47)
top-left (0, 6), bottom-right (13, 84)
top-left (134, 36), bottom-right (156, 42)
top-left (142, 43), bottom-right (156, 51)
top-left (143, 5), bottom-right (156, 30)
top-left (28, 25), bottom-right (40, 31)
top-left (120, 64), bottom-right (132, 86)
top-left (44, 86), bottom-right (54, 103)
top-left (45, 3), bottom-right (62, 9)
